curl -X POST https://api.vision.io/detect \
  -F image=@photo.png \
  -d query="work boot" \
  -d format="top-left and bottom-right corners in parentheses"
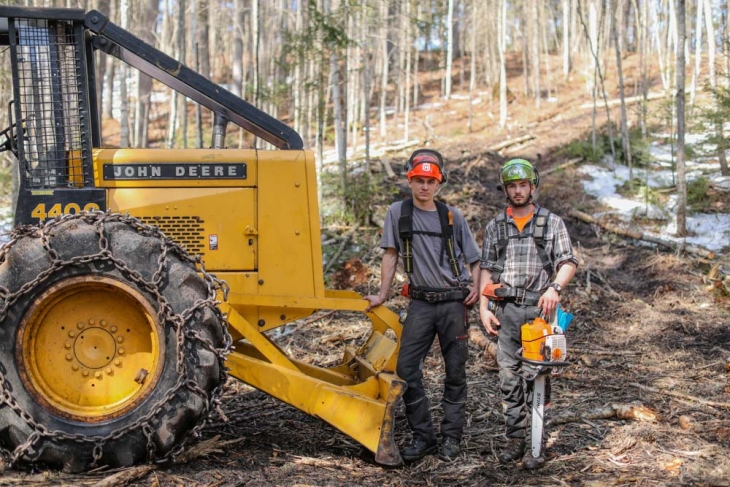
top-left (522, 434), bottom-right (547, 470)
top-left (401, 437), bottom-right (437, 462)
top-left (439, 437), bottom-right (460, 461)
top-left (498, 437), bottom-right (525, 464)
top-left (522, 449), bottom-right (546, 470)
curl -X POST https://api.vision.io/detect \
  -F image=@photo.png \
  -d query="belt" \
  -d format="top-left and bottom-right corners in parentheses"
top-left (410, 286), bottom-right (469, 303)
top-left (494, 286), bottom-right (541, 306)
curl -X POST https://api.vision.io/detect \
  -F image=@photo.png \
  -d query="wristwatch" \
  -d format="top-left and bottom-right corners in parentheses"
top-left (548, 282), bottom-right (562, 295)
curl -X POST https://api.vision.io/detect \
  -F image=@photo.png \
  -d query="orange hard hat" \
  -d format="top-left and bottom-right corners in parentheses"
top-left (406, 149), bottom-right (446, 183)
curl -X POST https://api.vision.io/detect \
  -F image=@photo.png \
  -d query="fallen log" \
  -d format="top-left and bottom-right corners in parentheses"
top-left (323, 225), bottom-right (359, 274)
top-left (579, 91), bottom-right (668, 109)
top-left (92, 465), bottom-right (156, 487)
top-left (542, 157), bottom-right (583, 176)
top-left (489, 134), bottom-right (536, 152)
top-left (568, 209), bottom-right (716, 259)
top-left (468, 327), bottom-right (498, 359)
top-left (550, 401), bottom-right (659, 426)
top-left (380, 157), bottom-right (396, 179)
top-left (629, 382), bottom-right (730, 409)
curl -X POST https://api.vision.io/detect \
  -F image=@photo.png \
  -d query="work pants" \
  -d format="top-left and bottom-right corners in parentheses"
top-left (396, 299), bottom-right (469, 442)
top-left (495, 301), bottom-right (551, 439)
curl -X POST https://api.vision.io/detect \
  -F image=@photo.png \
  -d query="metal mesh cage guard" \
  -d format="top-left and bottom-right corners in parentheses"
top-left (11, 17), bottom-right (91, 189)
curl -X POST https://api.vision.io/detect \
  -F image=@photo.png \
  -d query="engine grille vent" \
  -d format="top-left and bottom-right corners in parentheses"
top-left (139, 216), bottom-right (206, 254)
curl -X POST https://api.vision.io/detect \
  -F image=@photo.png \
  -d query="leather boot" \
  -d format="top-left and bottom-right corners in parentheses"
top-left (439, 437), bottom-right (460, 461)
top-left (498, 437), bottom-right (525, 464)
top-left (401, 437), bottom-right (437, 461)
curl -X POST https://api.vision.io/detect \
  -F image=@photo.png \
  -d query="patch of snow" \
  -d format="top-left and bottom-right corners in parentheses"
top-left (578, 156), bottom-right (730, 252)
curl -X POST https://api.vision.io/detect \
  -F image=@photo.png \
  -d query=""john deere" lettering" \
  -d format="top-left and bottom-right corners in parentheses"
top-left (103, 163), bottom-right (247, 180)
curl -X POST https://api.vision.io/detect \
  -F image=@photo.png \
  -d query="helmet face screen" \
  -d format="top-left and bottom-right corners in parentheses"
top-left (500, 159), bottom-right (537, 186)
top-left (407, 151), bottom-right (444, 182)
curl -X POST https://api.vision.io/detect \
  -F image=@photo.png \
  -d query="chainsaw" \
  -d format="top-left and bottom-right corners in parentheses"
top-left (515, 316), bottom-right (570, 461)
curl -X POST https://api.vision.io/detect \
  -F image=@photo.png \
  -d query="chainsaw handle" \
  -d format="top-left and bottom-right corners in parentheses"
top-left (514, 347), bottom-right (571, 368)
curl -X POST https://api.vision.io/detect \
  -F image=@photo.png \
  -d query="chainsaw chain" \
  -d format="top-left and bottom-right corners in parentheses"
top-left (0, 211), bottom-right (232, 468)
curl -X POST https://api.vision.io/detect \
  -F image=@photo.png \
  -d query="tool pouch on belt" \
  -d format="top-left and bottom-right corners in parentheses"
top-left (481, 282), bottom-right (504, 299)
top-left (401, 283), bottom-right (410, 297)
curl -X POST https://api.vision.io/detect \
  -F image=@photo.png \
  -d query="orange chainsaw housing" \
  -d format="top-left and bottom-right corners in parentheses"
top-left (521, 317), bottom-right (552, 361)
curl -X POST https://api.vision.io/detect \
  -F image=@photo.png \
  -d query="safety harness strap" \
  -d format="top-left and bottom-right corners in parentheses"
top-left (491, 206), bottom-right (553, 284)
top-left (398, 198), bottom-right (461, 281)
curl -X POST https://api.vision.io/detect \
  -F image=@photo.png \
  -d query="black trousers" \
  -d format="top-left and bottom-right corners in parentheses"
top-left (396, 299), bottom-right (469, 442)
top-left (495, 301), bottom-right (551, 439)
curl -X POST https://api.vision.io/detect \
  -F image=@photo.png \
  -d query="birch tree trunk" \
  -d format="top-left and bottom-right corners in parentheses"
top-left (702, 0), bottom-right (715, 86)
top-left (676, 0), bottom-right (687, 237)
top-left (197, 0), bottom-right (210, 79)
top-left (468, 0), bottom-right (477, 132)
top-left (119, 0), bottom-right (130, 148)
top-left (690, 0), bottom-right (703, 108)
top-left (95, 0), bottom-right (110, 121)
top-left (232, 0), bottom-right (244, 98)
top-left (445, 0), bottom-right (454, 99)
top-left (531, 0), bottom-right (541, 106)
top-left (364, 8), bottom-right (372, 175)
top-left (102, 0), bottom-right (117, 120)
top-left (133, 0), bottom-right (158, 148)
top-left (498, 0), bottom-right (508, 129)
top-left (331, 50), bottom-right (347, 210)
top-left (413, 2), bottom-right (421, 108)
top-left (379, 0), bottom-right (389, 138)
top-left (291, 0), bottom-right (302, 136)
top-left (612, 0), bottom-right (632, 184)
top-left (404, 0), bottom-right (412, 142)
top-left (563, 0), bottom-right (570, 77)
top-left (704, 0), bottom-right (729, 176)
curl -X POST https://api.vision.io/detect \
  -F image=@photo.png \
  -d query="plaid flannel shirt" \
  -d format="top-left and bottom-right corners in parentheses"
top-left (480, 206), bottom-right (578, 292)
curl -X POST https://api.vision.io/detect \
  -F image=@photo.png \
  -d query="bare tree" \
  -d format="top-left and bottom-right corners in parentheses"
top-left (676, 0), bottom-right (687, 237)
top-left (119, 0), bottom-right (130, 148)
top-left (134, 0), bottom-right (158, 148)
top-left (445, 0), bottom-right (454, 99)
top-left (498, 0), bottom-right (508, 128)
top-left (611, 0), bottom-right (633, 186)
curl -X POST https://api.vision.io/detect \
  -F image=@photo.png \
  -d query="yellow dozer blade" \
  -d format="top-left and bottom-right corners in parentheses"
top-left (221, 291), bottom-right (404, 465)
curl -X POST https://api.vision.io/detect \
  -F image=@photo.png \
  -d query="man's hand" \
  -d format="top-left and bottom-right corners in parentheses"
top-left (464, 282), bottom-right (479, 306)
top-left (364, 294), bottom-right (386, 312)
top-left (538, 287), bottom-right (560, 319)
top-left (479, 300), bottom-right (500, 336)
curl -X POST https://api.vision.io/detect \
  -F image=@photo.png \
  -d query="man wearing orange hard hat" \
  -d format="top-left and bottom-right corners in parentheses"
top-left (366, 149), bottom-right (481, 462)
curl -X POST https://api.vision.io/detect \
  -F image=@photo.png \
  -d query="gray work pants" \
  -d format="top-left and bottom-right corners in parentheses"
top-left (495, 300), bottom-right (551, 439)
top-left (396, 299), bottom-right (469, 442)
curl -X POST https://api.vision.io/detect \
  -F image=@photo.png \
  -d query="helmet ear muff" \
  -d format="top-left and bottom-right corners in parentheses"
top-left (405, 149), bottom-right (448, 184)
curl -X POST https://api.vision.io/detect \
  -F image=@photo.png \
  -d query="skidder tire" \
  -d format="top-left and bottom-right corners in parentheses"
top-left (0, 213), bottom-right (230, 472)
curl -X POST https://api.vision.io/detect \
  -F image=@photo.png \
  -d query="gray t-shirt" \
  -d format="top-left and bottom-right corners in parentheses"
top-left (380, 200), bottom-right (481, 289)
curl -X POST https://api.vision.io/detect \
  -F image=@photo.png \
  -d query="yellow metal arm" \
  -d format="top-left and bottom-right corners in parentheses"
top-left (219, 300), bottom-right (405, 465)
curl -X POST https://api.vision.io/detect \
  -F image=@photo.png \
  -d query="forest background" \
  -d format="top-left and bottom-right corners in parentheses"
top-left (2, 0), bottom-right (729, 235)
top-left (0, 0), bottom-right (729, 486)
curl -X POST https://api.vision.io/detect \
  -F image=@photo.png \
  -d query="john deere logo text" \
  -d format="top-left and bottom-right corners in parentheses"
top-left (103, 163), bottom-right (247, 180)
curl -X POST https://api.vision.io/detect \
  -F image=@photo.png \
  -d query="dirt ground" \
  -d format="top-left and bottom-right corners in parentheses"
top-left (2, 53), bottom-right (730, 486)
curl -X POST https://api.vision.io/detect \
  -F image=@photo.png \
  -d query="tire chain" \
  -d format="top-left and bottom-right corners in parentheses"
top-left (0, 211), bottom-right (232, 469)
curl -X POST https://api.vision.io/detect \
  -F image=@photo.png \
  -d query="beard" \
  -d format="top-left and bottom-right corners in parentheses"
top-left (507, 194), bottom-right (532, 208)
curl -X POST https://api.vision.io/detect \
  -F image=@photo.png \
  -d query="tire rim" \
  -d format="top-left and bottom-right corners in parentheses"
top-left (17, 275), bottom-right (165, 422)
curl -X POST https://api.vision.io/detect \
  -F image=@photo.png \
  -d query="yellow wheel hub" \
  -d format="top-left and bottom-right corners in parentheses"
top-left (17, 276), bottom-right (165, 421)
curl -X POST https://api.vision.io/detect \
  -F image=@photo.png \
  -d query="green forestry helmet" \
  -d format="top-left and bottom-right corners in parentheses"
top-left (499, 158), bottom-right (539, 188)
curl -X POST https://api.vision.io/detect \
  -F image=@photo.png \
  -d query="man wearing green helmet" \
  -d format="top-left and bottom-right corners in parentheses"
top-left (478, 158), bottom-right (578, 469)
